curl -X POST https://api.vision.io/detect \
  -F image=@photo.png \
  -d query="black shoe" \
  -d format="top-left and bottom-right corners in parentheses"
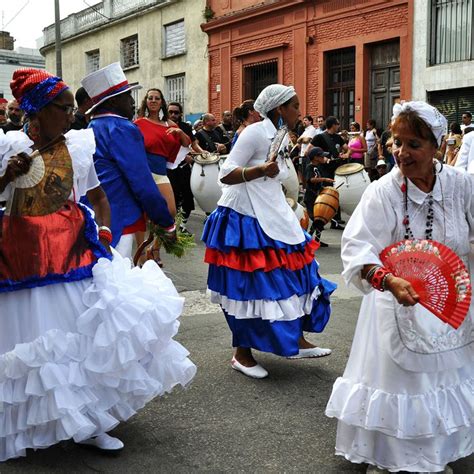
top-left (337, 219), bottom-right (346, 224)
top-left (330, 220), bottom-right (345, 230)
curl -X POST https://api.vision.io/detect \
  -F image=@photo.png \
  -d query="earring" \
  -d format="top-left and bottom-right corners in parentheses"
top-left (278, 116), bottom-right (284, 128)
top-left (159, 109), bottom-right (164, 120)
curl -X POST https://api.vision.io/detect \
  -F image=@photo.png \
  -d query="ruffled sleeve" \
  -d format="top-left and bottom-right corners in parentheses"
top-left (341, 176), bottom-right (398, 294)
top-left (0, 130), bottom-right (34, 201)
top-left (65, 129), bottom-right (97, 199)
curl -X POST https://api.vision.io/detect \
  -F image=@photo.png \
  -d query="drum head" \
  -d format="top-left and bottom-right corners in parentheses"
top-left (193, 153), bottom-right (221, 165)
top-left (335, 163), bottom-right (364, 176)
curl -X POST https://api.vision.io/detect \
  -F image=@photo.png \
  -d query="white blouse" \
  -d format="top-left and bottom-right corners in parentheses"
top-left (218, 118), bottom-right (305, 244)
top-left (0, 128), bottom-right (99, 203)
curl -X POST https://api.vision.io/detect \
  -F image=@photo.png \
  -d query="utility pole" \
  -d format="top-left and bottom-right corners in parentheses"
top-left (54, 0), bottom-right (62, 77)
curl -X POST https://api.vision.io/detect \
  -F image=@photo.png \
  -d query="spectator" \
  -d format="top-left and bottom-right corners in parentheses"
top-left (297, 115), bottom-right (318, 186)
top-left (0, 98), bottom-right (7, 126)
top-left (461, 111), bottom-right (472, 131)
top-left (375, 159), bottom-right (388, 178)
top-left (315, 115), bottom-right (325, 134)
top-left (455, 124), bottom-right (474, 173)
top-left (364, 118), bottom-right (379, 180)
top-left (218, 110), bottom-right (234, 142)
top-left (193, 119), bottom-right (203, 134)
top-left (70, 86), bottom-right (93, 130)
top-left (1, 99), bottom-right (23, 132)
top-left (196, 113), bottom-right (229, 154)
top-left (378, 123), bottom-right (394, 170)
top-left (440, 122), bottom-right (462, 166)
top-left (345, 121), bottom-right (367, 165)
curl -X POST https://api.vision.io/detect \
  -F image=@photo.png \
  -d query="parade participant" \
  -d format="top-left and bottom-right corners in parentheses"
top-left (460, 110), bottom-right (472, 131)
top-left (202, 84), bottom-right (336, 379)
top-left (304, 147), bottom-right (334, 247)
top-left (167, 101), bottom-right (201, 234)
top-left (326, 101), bottom-right (473, 473)
top-left (70, 86), bottom-right (92, 130)
top-left (0, 98), bottom-right (7, 126)
top-left (230, 99), bottom-right (260, 148)
top-left (345, 121), bottom-right (367, 165)
top-left (81, 63), bottom-right (176, 259)
top-left (196, 113), bottom-right (230, 154)
top-left (0, 67), bottom-right (195, 461)
top-left (364, 118), bottom-right (379, 180)
top-left (217, 110), bottom-right (235, 142)
top-left (440, 122), bottom-right (462, 166)
top-left (375, 158), bottom-right (388, 178)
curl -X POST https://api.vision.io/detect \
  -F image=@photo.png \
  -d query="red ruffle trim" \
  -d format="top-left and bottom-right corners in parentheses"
top-left (204, 239), bottom-right (319, 272)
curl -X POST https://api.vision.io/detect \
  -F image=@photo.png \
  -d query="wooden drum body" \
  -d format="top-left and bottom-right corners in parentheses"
top-left (334, 163), bottom-right (369, 215)
top-left (190, 153), bottom-right (223, 214)
top-left (313, 187), bottom-right (339, 224)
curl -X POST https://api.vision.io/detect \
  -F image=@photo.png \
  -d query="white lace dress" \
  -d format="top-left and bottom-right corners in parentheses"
top-left (326, 165), bottom-right (474, 472)
top-left (0, 129), bottom-right (196, 461)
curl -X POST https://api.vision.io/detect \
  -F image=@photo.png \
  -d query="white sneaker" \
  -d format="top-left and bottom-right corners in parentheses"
top-left (79, 433), bottom-right (124, 451)
top-left (231, 357), bottom-right (268, 379)
top-left (287, 347), bottom-right (332, 359)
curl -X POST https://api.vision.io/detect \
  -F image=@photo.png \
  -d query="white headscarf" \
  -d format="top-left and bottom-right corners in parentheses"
top-left (392, 101), bottom-right (447, 147)
top-left (254, 84), bottom-right (296, 119)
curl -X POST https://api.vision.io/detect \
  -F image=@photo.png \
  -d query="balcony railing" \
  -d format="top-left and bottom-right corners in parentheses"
top-left (42, 0), bottom-right (169, 46)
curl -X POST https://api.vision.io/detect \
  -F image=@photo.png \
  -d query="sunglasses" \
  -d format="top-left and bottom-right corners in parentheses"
top-left (51, 103), bottom-right (75, 115)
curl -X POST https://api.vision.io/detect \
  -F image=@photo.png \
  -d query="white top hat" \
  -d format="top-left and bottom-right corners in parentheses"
top-left (81, 62), bottom-right (142, 114)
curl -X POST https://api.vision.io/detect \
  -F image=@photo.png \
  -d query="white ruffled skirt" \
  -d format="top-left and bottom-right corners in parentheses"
top-left (0, 252), bottom-right (196, 461)
top-left (325, 291), bottom-right (474, 472)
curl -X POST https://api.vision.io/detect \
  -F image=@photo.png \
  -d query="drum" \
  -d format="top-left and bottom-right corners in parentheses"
top-left (334, 163), bottom-right (369, 215)
top-left (281, 156), bottom-right (299, 203)
top-left (313, 187), bottom-right (339, 224)
top-left (190, 153), bottom-right (222, 214)
top-left (286, 198), bottom-right (309, 230)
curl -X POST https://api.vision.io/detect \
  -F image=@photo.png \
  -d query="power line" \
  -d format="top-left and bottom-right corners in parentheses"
top-left (2, 0), bottom-right (31, 29)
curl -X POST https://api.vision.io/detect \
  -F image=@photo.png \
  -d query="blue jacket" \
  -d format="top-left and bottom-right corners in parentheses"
top-left (88, 115), bottom-right (173, 246)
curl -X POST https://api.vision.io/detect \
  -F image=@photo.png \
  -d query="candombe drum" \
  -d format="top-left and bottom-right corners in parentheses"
top-left (313, 187), bottom-right (339, 225)
top-left (334, 163), bottom-right (370, 215)
top-left (286, 198), bottom-right (309, 230)
top-left (281, 156), bottom-right (299, 203)
top-left (190, 153), bottom-right (223, 214)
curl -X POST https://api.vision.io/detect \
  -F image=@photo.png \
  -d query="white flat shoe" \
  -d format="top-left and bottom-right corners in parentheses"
top-left (231, 357), bottom-right (268, 379)
top-left (287, 347), bottom-right (332, 359)
top-left (79, 433), bottom-right (124, 451)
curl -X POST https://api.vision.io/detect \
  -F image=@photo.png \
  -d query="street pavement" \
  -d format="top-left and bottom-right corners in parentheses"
top-left (3, 212), bottom-right (473, 473)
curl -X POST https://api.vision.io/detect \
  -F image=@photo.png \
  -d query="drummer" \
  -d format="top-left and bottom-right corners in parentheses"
top-left (304, 147), bottom-right (335, 247)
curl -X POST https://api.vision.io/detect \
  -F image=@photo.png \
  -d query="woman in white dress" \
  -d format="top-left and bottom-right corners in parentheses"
top-left (0, 68), bottom-right (196, 461)
top-left (326, 102), bottom-right (473, 473)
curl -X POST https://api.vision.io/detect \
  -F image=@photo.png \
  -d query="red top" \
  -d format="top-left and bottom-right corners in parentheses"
top-left (135, 118), bottom-right (181, 163)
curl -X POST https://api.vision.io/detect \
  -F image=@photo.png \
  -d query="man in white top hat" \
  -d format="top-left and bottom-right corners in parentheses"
top-left (81, 62), bottom-right (175, 257)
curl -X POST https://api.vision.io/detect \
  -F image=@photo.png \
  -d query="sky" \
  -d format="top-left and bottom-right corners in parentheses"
top-left (1, 0), bottom-right (88, 49)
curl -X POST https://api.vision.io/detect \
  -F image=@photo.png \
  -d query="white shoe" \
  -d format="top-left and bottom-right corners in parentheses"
top-left (231, 357), bottom-right (268, 379)
top-left (79, 433), bottom-right (124, 451)
top-left (287, 347), bottom-right (332, 359)
top-left (366, 466), bottom-right (388, 474)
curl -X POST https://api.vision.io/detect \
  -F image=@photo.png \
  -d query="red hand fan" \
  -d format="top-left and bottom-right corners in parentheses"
top-left (380, 239), bottom-right (471, 329)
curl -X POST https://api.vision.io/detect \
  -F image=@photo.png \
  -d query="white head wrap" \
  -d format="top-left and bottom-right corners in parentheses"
top-left (254, 84), bottom-right (296, 119)
top-left (392, 101), bottom-right (447, 147)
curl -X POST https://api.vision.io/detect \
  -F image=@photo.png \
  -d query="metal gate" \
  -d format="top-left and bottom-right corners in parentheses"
top-left (243, 60), bottom-right (278, 100)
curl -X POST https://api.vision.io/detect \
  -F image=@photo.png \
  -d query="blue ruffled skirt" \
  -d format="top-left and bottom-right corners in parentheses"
top-left (202, 206), bottom-right (336, 356)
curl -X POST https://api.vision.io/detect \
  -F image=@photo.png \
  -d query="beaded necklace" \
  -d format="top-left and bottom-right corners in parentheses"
top-left (402, 163), bottom-right (445, 241)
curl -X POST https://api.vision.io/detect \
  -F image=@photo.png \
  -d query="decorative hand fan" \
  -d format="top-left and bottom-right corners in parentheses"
top-left (6, 136), bottom-right (72, 217)
top-left (380, 239), bottom-right (471, 329)
top-left (267, 125), bottom-right (288, 162)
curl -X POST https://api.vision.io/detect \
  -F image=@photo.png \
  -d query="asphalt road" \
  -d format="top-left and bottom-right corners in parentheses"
top-left (3, 212), bottom-right (473, 473)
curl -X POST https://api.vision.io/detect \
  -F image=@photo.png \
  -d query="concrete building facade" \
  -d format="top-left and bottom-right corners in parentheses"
top-left (412, 0), bottom-right (474, 124)
top-left (41, 0), bottom-right (208, 121)
top-left (0, 31), bottom-right (45, 100)
top-left (202, 0), bottom-right (413, 130)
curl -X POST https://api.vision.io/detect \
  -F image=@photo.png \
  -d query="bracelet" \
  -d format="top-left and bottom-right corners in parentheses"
top-left (369, 266), bottom-right (392, 292)
top-left (98, 225), bottom-right (112, 233)
top-left (365, 265), bottom-right (380, 283)
top-left (381, 272), bottom-right (393, 291)
top-left (98, 229), bottom-right (112, 244)
top-left (242, 167), bottom-right (248, 182)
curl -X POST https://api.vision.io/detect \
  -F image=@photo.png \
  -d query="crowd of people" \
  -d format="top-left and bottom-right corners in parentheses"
top-left (0, 61), bottom-right (473, 474)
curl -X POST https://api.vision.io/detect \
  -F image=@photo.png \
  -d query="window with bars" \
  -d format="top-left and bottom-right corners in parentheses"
top-left (166, 74), bottom-right (185, 106)
top-left (164, 20), bottom-right (185, 58)
top-left (243, 60), bottom-right (278, 100)
top-left (120, 34), bottom-right (139, 69)
top-left (85, 49), bottom-right (100, 74)
top-left (325, 47), bottom-right (355, 129)
top-left (430, 0), bottom-right (473, 65)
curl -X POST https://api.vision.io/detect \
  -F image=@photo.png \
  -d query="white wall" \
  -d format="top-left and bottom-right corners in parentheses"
top-left (412, 0), bottom-right (474, 100)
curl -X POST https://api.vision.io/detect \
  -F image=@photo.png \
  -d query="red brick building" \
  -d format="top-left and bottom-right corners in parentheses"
top-left (201, 0), bottom-right (413, 129)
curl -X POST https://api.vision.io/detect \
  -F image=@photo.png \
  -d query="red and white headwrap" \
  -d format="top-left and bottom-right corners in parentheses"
top-left (10, 68), bottom-right (68, 115)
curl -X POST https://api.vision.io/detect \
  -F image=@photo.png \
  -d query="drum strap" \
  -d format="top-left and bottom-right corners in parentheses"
top-left (199, 130), bottom-right (218, 153)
